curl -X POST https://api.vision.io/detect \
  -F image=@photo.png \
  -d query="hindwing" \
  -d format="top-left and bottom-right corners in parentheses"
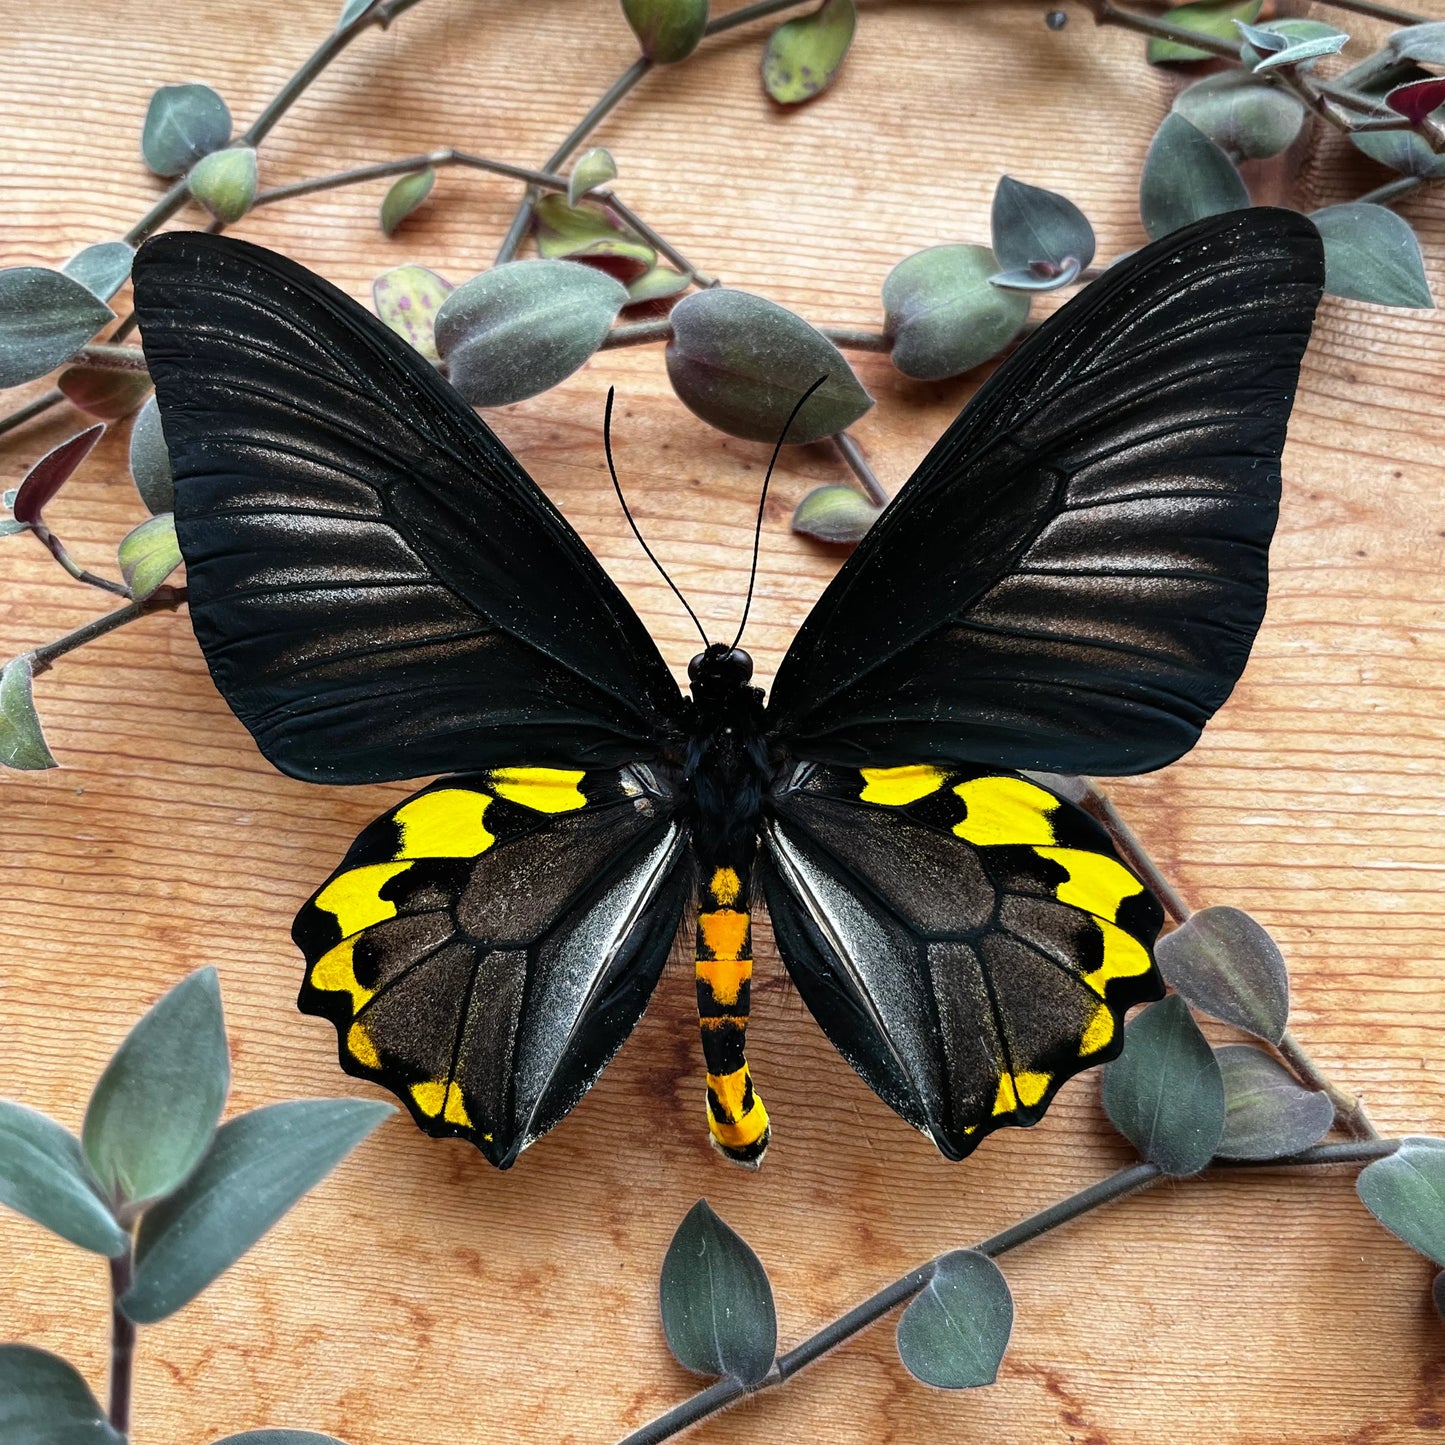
top-left (761, 764), bottom-right (1164, 1158)
top-left (293, 765), bottom-right (690, 1167)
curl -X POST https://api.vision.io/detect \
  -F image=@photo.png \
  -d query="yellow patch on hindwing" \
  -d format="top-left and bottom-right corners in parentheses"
top-left (1082, 919), bottom-right (1153, 996)
top-left (347, 1021), bottom-right (381, 1068)
top-left (1034, 846), bottom-right (1143, 923)
top-left (991, 1070), bottom-right (1052, 1116)
top-left (953, 777), bottom-right (1059, 847)
top-left (859, 764), bottom-right (948, 806)
top-left (411, 1080), bottom-right (472, 1127)
top-left (314, 862), bottom-right (411, 938)
top-left (310, 938), bottom-right (372, 1010)
top-left (1080, 1002), bottom-right (1115, 1056)
top-left (393, 789), bottom-right (494, 859)
top-left (489, 767), bottom-right (587, 813)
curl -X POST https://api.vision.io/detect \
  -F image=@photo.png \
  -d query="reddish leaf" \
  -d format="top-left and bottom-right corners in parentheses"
top-left (1385, 77), bottom-right (1445, 124)
top-left (12, 425), bottom-right (104, 524)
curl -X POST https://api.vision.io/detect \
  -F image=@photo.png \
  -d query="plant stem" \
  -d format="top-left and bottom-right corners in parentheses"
top-left (0, 388), bottom-right (65, 439)
top-left (107, 1247), bottom-right (136, 1434)
top-left (29, 588), bottom-right (187, 675)
top-left (834, 431), bottom-right (889, 507)
top-left (29, 523), bottom-right (130, 596)
top-left (603, 193), bottom-right (715, 287)
top-left (1278, 1031), bottom-right (1380, 1140)
top-left (252, 149), bottom-right (572, 208)
top-left (821, 327), bottom-right (890, 352)
top-left (618, 1140), bottom-right (1400, 1445)
top-left (1074, 777), bottom-right (1192, 925)
top-left (1308, 0), bottom-right (1429, 27)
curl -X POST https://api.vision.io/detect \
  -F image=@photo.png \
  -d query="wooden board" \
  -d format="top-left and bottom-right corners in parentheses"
top-left (2, 2), bottom-right (1443, 1441)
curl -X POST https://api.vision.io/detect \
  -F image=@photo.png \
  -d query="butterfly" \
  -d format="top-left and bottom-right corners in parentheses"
top-left (132, 206), bottom-right (1323, 1170)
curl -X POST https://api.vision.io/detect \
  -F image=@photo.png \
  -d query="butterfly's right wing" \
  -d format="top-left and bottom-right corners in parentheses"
top-left (134, 232), bottom-right (685, 784)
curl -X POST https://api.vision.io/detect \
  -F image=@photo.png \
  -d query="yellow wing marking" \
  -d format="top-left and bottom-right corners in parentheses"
top-left (1080, 1003), bottom-right (1115, 1056)
top-left (709, 867), bottom-right (742, 906)
top-left (1034, 846), bottom-right (1143, 923)
top-left (310, 938), bottom-right (372, 1010)
top-left (314, 862), bottom-right (411, 939)
top-left (411, 1080), bottom-right (472, 1128)
top-left (347, 1021), bottom-right (381, 1068)
top-left (393, 789), bottom-right (494, 859)
top-left (992, 1070), bottom-right (1052, 1115)
top-left (860, 764), bottom-right (948, 806)
top-left (1082, 918), bottom-right (1153, 996)
top-left (953, 777), bottom-right (1059, 847)
top-left (489, 767), bottom-right (587, 813)
top-left (698, 909), bottom-right (750, 961)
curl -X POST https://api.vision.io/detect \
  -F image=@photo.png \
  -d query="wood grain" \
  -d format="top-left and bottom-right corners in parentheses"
top-left (2, 2), bottom-right (1444, 1441)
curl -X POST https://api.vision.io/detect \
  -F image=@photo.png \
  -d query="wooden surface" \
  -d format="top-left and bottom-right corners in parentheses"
top-left (2, 2), bottom-right (1444, 1441)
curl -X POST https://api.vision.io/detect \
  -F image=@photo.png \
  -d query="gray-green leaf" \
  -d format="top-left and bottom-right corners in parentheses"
top-left (62, 242), bottom-right (136, 302)
top-left (117, 513), bottom-right (183, 601)
top-left (0, 1101), bottom-right (128, 1256)
top-left (337, 0), bottom-right (377, 27)
top-left (1139, 114), bottom-right (1250, 241)
top-left (57, 366), bottom-right (152, 422)
top-left (627, 264), bottom-right (691, 304)
top-left (129, 395), bottom-right (175, 514)
top-left (569, 147), bottom-right (618, 206)
top-left (372, 264), bottom-right (453, 363)
top-left (622, 0), bottom-right (708, 63)
top-left (762, 0), bottom-right (857, 105)
top-left (82, 968), bottom-right (229, 1210)
top-left (1389, 19), bottom-right (1445, 65)
top-left (1102, 995), bottom-right (1225, 1175)
top-left (0, 267), bottom-right (114, 389)
top-left (1155, 905), bottom-right (1290, 1043)
top-left (1147, 0), bottom-right (1261, 63)
top-left (214, 1434), bottom-right (350, 1445)
top-left (896, 1250), bottom-right (1013, 1389)
top-left (123, 1098), bottom-right (392, 1323)
top-left (991, 175), bottom-right (1095, 273)
top-left (1313, 203), bottom-right (1433, 309)
top-left (0, 1345), bottom-right (124, 1445)
top-left (142, 83), bottom-right (232, 178)
top-left (1358, 1139), bottom-right (1445, 1266)
top-left (1214, 1045), bottom-right (1333, 1160)
top-left (1173, 73), bottom-right (1306, 160)
top-left (0, 656), bottom-right (57, 772)
top-left (188, 147), bottom-right (257, 225)
top-left (666, 288), bottom-right (873, 442)
top-left (435, 260), bottom-right (628, 407)
top-left (380, 168), bottom-right (435, 236)
top-left (791, 483), bottom-right (881, 543)
top-left (883, 244), bottom-right (1031, 380)
top-left (659, 1199), bottom-right (777, 1385)
top-left (1350, 127), bottom-right (1445, 180)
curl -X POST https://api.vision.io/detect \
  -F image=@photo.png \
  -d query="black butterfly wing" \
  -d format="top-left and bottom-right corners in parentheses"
top-left (133, 232), bottom-right (685, 784)
top-left (761, 764), bottom-right (1164, 1158)
top-left (292, 763), bottom-right (690, 1167)
top-left (765, 208), bottom-right (1325, 776)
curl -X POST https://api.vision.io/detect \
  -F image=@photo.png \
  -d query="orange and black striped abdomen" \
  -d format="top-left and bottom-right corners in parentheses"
top-left (696, 862), bottom-right (769, 1166)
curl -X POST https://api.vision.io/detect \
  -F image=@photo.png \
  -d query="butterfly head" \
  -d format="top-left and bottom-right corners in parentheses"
top-left (688, 643), bottom-right (754, 701)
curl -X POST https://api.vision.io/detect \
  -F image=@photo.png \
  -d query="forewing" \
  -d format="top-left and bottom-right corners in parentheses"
top-left (133, 232), bottom-right (684, 783)
top-left (766, 208), bottom-right (1324, 776)
top-left (293, 765), bottom-right (690, 1167)
top-left (761, 763), bottom-right (1164, 1159)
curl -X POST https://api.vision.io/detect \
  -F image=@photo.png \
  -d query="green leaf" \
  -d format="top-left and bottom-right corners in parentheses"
top-left (568, 147), bottom-right (618, 206)
top-left (1173, 73), bottom-right (1306, 160)
top-left (1154, 905), bottom-right (1290, 1043)
top-left (1102, 995), bottom-right (1225, 1175)
top-left (1147, 0), bottom-right (1260, 63)
top-left (82, 968), bottom-right (228, 1210)
top-left (762, 0), bottom-right (857, 105)
top-left (123, 1098), bottom-right (392, 1323)
top-left (372, 264), bottom-right (453, 363)
top-left (435, 260), bottom-right (628, 407)
top-left (1358, 1139), bottom-right (1445, 1266)
top-left (214, 1435), bottom-right (349, 1445)
top-left (337, 0), bottom-right (376, 26)
top-left (991, 175), bottom-right (1095, 273)
top-left (379, 168), bottom-right (435, 236)
top-left (1139, 113), bottom-right (1250, 241)
top-left (666, 288), bottom-right (874, 442)
top-left (57, 366), bottom-right (151, 422)
top-left (534, 196), bottom-right (655, 281)
top-left (882, 244), bottom-right (1031, 380)
top-left (142, 82), bottom-right (232, 177)
top-left (188, 147), bottom-right (257, 225)
top-left (791, 483), bottom-right (881, 543)
top-left (0, 267), bottom-right (114, 389)
top-left (621, 0), bottom-right (708, 63)
top-left (1350, 127), bottom-right (1445, 180)
top-left (1249, 32), bottom-right (1349, 72)
top-left (659, 1199), bottom-right (777, 1386)
top-left (626, 264), bottom-right (691, 304)
top-left (1214, 1045), bottom-right (1333, 1160)
top-left (117, 513), bottom-right (183, 601)
top-left (1389, 19), bottom-right (1445, 65)
top-left (896, 1250), bottom-right (1013, 1389)
top-left (62, 242), bottom-right (135, 302)
top-left (129, 395), bottom-right (175, 514)
top-left (1313, 202), bottom-right (1433, 310)
top-left (989, 257), bottom-right (1081, 292)
top-left (0, 1345), bottom-right (124, 1445)
top-left (0, 1101), bottom-right (128, 1256)
top-left (0, 656), bottom-right (57, 772)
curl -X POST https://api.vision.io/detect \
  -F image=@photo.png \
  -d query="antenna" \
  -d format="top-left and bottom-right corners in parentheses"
top-left (603, 388), bottom-right (710, 649)
top-left (729, 374), bottom-right (829, 652)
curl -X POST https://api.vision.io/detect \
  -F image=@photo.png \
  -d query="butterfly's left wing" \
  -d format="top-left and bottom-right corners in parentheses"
top-left (292, 764), bottom-right (690, 1167)
top-left (760, 764), bottom-right (1163, 1159)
